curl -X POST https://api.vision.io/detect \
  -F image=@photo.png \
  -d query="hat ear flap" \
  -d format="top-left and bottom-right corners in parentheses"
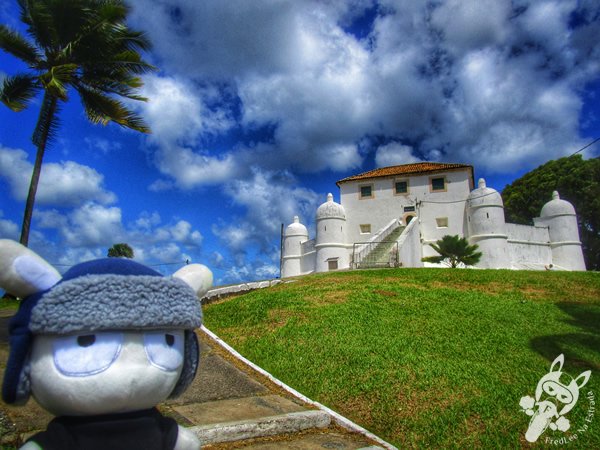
top-left (14, 355), bottom-right (32, 405)
top-left (0, 240), bottom-right (61, 298)
top-left (2, 325), bottom-right (34, 405)
top-left (168, 330), bottom-right (199, 399)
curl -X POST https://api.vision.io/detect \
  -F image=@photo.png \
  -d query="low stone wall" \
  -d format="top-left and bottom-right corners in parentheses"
top-left (201, 279), bottom-right (291, 304)
top-left (506, 223), bottom-right (552, 266)
top-left (506, 223), bottom-right (549, 242)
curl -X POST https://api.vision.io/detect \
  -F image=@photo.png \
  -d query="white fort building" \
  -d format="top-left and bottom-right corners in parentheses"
top-left (281, 163), bottom-right (586, 277)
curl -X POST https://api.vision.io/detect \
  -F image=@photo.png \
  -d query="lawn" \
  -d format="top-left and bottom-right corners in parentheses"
top-left (203, 268), bottom-right (600, 448)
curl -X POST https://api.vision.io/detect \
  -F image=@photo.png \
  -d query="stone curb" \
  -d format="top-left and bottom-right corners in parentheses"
top-left (201, 279), bottom-right (295, 304)
top-left (190, 410), bottom-right (330, 445)
top-left (201, 326), bottom-right (398, 450)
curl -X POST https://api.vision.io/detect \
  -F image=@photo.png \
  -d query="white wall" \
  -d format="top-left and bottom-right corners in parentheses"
top-left (507, 223), bottom-right (549, 242)
top-left (506, 223), bottom-right (552, 265)
top-left (397, 219), bottom-right (423, 267)
top-left (340, 168), bottom-right (473, 246)
top-left (300, 239), bottom-right (316, 275)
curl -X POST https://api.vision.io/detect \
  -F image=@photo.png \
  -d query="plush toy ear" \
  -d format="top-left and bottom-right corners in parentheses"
top-left (173, 264), bottom-right (213, 298)
top-left (0, 240), bottom-right (61, 298)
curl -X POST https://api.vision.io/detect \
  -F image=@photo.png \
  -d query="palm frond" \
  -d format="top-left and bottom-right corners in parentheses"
top-left (112, 26), bottom-right (153, 53)
top-left (96, 0), bottom-right (128, 24)
top-left (0, 74), bottom-right (39, 111)
top-left (77, 85), bottom-right (150, 133)
top-left (421, 255), bottom-right (445, 264)
top-left (49, 0), bottom-right (96, 48)
top-left (0, 25), bottom-right (42, 65)
top-left (80, 77), bottom-right (148, 101)
top-left (39, 64), bottom-right (77, 100)
top-left (17, 0), bottom-right (58, 52)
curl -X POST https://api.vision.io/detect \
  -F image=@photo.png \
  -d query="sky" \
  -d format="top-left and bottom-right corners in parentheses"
top-left (0, 0), bottom-right (599, 285)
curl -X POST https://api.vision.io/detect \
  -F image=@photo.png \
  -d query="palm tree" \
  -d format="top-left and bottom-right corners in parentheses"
top-left (0, 0), bottom-right (154, 246)
top-left (107, 242), bottom-right (134, 258)
top-left (422, 235), bottom-right (482, 268)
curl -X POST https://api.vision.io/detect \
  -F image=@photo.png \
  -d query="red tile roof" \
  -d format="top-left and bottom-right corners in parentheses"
top-left (336, 162), bottom-right (473, 185)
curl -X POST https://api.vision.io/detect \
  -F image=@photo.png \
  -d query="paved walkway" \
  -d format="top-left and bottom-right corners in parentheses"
top-left (166, 328), bottom-right (389, 448)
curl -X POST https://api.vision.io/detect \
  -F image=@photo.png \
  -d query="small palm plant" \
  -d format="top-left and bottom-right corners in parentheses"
top-left (0, 0), bottom-right (154, 246)
top-left (422, 235), bottom-right (482, 268)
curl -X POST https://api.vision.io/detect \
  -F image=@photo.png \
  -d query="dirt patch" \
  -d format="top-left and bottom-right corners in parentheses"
top-left (373, 289), bottom-right (398, 298)
top-left (335, 393), bottom-right (376, 429)
top-left (311, 290), bottom-right (349, 306)
top-left (517, 286), bottom-right (549, 300)
top-left (267, 309), bottom-right (308, 329)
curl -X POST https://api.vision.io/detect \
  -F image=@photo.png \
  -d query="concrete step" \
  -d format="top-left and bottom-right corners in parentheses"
top-left (189, 410), bottom-right (331, 445)
top-left (174, 394), bottom-right (330, 445)
top-left (173, 394), bottom-right (307, 426)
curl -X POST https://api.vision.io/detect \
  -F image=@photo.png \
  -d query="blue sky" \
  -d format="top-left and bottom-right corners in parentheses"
top-left (1, 0), bottom-right (599, 285)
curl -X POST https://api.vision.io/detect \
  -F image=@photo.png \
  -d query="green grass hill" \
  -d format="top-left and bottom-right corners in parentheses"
top-left (203, 268), bottom-right (600, 448)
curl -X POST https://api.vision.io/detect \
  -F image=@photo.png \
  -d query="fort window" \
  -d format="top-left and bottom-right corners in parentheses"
top-left (404, 205), bottom-right (415, 212)
top-left (360, 224), bottom-right (371, 234)
top-left (359, 184), bottom-right (374, 199)
top-left (430, 176), bottom-right (446, 192)
top-left (327, 259), bottom-right (339, 271)
top-left (436, 217), bottom-right (448, 228)
top-left (395, 180), bottom-right (408, 195)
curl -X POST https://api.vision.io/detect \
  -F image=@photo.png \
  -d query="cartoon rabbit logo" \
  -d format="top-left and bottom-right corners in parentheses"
top-left (520, 354), bottom-right (591, 443)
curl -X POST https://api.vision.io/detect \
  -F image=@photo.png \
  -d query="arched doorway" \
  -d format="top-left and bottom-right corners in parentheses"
top-left (403, 213), bottom-right (416, 225)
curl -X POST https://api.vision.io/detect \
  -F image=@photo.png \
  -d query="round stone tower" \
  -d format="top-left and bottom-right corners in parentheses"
top-left (466, 178), bottom-right (510, 268)
top-left (540, 191), bottom-right (585, 270)
top-left (281, 216), bottom-right (309, 278)
top-left (315, 193), bottom-right (348, 272)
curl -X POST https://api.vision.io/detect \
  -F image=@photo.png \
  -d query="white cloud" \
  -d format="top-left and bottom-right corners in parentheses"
top-left (140, 75), bottom-right (225, 145)
top-left (430, 0), bottom-right (511, 53)
top-left (61, 203), bottom-right (123, 247)
top-left (32, 203), bottom-right (205, 271)
top-left (375, 143), bottom-right (422, 167)
top-left (255, 264), bottom-right (279, 279)
top-left (129, 1), bottom-right (303, 79)
top-left (152, 146), bottom-right (240, 189)
top-left (132, 75), bottom-right (242, 188)
top-left (127, 0), bottom-right (597, 184)
top-left (0, 146), bottom-right (116, 206)
top-left (0, 211), bottom-right (19, 240)
top-left (210, 168), bottom-right (321, 282)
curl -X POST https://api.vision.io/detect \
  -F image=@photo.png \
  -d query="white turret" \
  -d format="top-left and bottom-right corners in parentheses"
top-left (315, 193), bottom-right (348, 272)
top-left (466, 178), bottom-right (510, 268)
top-left (281, 216), bottom-right (309, 278)
top-left (538, 191), bottom-right (585, 270)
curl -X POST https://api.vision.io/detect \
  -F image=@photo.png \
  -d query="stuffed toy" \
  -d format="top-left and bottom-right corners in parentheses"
top-left (0, 239), bottom-right (212, 450)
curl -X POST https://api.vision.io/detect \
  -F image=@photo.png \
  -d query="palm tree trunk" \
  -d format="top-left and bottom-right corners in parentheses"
top-left (19, 93), bottom-right (58, 246)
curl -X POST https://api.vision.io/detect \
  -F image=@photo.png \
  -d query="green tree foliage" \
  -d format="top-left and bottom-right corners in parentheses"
top-left (107, 243), bottom-right (134, 259)
top-left (0, 0), bottom-right (155, 246)
top-left (502, 155), bottom-right (600, 270)
top-left (422, 235), bottom-right (482, 268)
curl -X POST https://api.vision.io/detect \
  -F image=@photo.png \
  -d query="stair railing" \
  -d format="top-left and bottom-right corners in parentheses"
top-left (351, 218), bottom-right (401, 268)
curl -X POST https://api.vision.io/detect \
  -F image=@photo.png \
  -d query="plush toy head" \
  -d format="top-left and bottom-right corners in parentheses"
top-left (0, 240), bottom-right (212, 417)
